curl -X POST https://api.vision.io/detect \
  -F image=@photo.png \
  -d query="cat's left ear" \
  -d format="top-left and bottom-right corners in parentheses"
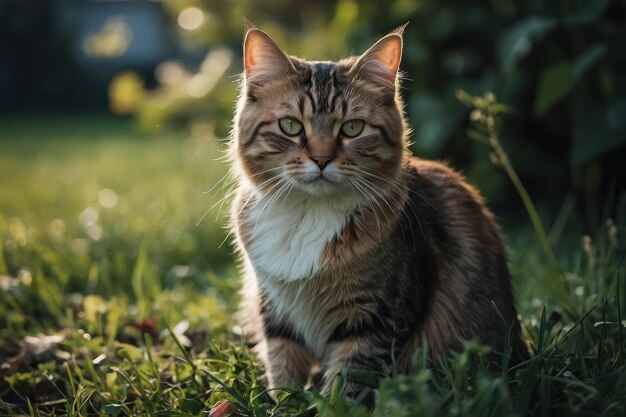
top-left (352, 25), bottom-right (405, 89)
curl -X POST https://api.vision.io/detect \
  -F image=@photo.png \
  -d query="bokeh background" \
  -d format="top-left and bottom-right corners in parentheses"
top-left (1, 0), bottom-right (625, 320)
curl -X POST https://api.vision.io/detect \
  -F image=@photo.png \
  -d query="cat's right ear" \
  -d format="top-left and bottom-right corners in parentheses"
top-left (352, 28), bottom-right (404, 90)
top-left (243, 28), bottom-right (295, 86)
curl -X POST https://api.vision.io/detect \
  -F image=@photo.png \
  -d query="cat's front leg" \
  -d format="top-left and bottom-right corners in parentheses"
top-left (261, 337), bottom-right (318, 393)
top-left (320, 337), bottom-right (388, 396)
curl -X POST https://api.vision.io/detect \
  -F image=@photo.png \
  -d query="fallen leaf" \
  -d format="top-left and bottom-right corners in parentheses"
top-left (130, 316), bottom-right (157, 334)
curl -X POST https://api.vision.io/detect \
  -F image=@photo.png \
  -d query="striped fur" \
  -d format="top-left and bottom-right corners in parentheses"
top-left (230, 26), bottom-right (528, 396)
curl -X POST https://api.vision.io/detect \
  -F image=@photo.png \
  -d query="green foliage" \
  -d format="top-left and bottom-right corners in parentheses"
top-left (498, 16), bottom-right (556, 73)
top-left (1, 116), bottom-right (625, 416)
top-left (534, 62), bottom-right (576, 117)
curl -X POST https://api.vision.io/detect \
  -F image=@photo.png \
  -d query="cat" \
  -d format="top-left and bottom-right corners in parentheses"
top-left (229, 24), bottom-right (529, 396)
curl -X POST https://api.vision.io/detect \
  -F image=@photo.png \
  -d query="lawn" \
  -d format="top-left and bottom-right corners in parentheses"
top-left (0, 116), bottom-right (624, 416)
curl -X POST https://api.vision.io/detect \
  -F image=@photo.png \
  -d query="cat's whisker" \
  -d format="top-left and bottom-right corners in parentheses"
top-left (272, 179), bottom-right (296, 215)
top-left (249, 176), bottom-right (284, 200)
top-left (349, 166), bottom-right (431, 241)
top-left (357, 174), bottom-right (419, 247)
top-left (255, 178), bottom-right (296, 232)
top-left (352, 176), bottom-right (395, 231)
top-left (357, 166), bottom-right (435, 210)
top-left (233, 171), bottom-right (288, 221)
top-left (354, 175), bottom-right (398, 218)
top-left (197, 172), bottom-right (238, 226)
top-left (252, 176), bottom-right (287, 205)
top-left (203, 166), bottom-right (237, 194)
top-left (208, 172), bottom-right (278, 214)
top-left (343, 166), bottom-right (418, 245)
top-left (196, 184), bottom-right (237, 226)
top-left (246, 166), bottom-right (286, 179)
top-left (345, 179), bottom-right (374, 223)
top-left (348, 177), bottom-right (383, 240)
top-left (235, 186), bottom-right (260, 218)
top-left (265, 178), bottom-right (293, 212)
top-left (215, 185), bottom-right (240, 222)
top-left (195, 207), bottom-right (213, 227)
top-left (354, 166), bottom-right (413, 192)
top-left (213, 142), bottom-right (237, 161)
top-left (252, 177), bottom-right (292, 235)
top-left (278, 179), bottom-right (296, 211)
top-left (354, 175), bottom-right (401, 241)
top-left (356, 170), bottom-right (425, 247)
top-left (217, 229), bottom-right (233, 249)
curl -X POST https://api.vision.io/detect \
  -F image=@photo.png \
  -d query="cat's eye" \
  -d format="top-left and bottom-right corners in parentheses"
top-left (340, 119), bottom-right (364, 137)
top-left (279, 117), bottom-right (303, 136)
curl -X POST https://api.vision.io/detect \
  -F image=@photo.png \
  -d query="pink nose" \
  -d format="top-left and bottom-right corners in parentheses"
top-left (311, 155), bottom-right (333, 170)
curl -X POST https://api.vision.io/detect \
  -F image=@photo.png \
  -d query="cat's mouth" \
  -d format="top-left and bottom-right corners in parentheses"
top-left (299, 176), bottom-right (331, 184)
top-left (298, 172), bottom-right (342, 184)
top-left (295, 173), bottom-right (343, 194)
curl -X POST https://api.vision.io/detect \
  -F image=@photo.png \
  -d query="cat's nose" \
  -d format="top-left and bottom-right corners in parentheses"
top-left (311, 155), bottom-right (333, 171)
top-left (308, 135), bottom-right (336, 171)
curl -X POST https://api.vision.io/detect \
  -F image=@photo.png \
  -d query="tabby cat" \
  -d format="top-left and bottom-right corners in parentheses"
top-left (230, 24), bottom-right (528, 395)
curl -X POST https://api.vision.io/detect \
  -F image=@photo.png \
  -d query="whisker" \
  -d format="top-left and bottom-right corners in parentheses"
top-left (206, 171), bottom-right (280, 215)
top-left (252, 177), bottom-right (292, 235)
top-left (346, 167), bottom-right (426, 248)
top-left (357, 166), bottom-right (434, 210)
top-left (203, 166), bottom-right (237, 194)
top-left (357, 175), bottom-right (416, 245)
top-left (352, 176), bottom-right (396, 237)
top-left (348, 177), bottom-right (383, 240)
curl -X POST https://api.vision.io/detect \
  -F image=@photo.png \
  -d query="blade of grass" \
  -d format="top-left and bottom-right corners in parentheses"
top-left (598, 295), bottom-right (607, 370)
top-left (167, 326), bottom-right (253, 415)
top-left (538, 306), bottom-right (547, 354)
top-left (131, 241), bottom-right (148, 316)
top-left (617, 253), bottom-right (624, 366)
top-left (197, 365), bottom-right (253, 416)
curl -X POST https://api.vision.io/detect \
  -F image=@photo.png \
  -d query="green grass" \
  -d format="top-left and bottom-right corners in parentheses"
top-left (0, 116), bottom-right (624, 416)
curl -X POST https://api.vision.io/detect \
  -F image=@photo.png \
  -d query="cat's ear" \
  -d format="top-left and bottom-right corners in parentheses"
top-left (243, 27), bottom-right (295, 86)
top-left (353, 26), bottom-right (405, 89)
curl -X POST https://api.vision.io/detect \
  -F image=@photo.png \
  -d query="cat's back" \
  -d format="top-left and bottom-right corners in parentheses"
top-left (399, 156), bottom-right (527, 364)
top-left (402, 156), bottom-right (503, 260)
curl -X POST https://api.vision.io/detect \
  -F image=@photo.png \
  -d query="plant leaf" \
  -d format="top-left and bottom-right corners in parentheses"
top-left (534, 62), bottom-right (575, 116)
top-left (180, 398), bottom-right (203, 414)
top-left (103, 403), bottom-right (123, 415)
top-left (607, 97), bottom-right (626, 130)
top-left (573, 44), bottom-right (608, 79)
top-left (572, 105), bottom-right (626, 166)
top-left (499, 17), bottom-right (556, 72)
top-left (115, 343), bottom-right (143, 362)
top-left (411, 93), bottom-right (464, 157)
top-left (563, 0), bottom-right (610, 25)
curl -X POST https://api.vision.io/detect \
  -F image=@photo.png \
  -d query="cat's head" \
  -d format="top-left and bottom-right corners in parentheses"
top-left (233, 25), bottom-right (408, 197)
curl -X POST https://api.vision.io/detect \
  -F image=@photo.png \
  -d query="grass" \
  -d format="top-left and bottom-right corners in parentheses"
top-left (0, 115), bottom-right (624, 416)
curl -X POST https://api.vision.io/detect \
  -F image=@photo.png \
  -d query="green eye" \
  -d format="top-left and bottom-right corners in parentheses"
top-left (279, 117), bottom-right (303, 136)
top-left (340, 119), bottom-right (364, 137)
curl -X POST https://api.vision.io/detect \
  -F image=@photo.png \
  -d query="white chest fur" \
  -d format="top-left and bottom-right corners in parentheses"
top-left (240, 189), bottom-right (358, 282)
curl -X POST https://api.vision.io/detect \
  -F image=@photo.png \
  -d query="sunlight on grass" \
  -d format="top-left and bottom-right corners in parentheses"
top-left (0, 115), bottom-right (238, 337)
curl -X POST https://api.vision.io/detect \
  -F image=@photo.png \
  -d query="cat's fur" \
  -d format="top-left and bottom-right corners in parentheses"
top-left (230, 24), bottom-right (528, 395)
